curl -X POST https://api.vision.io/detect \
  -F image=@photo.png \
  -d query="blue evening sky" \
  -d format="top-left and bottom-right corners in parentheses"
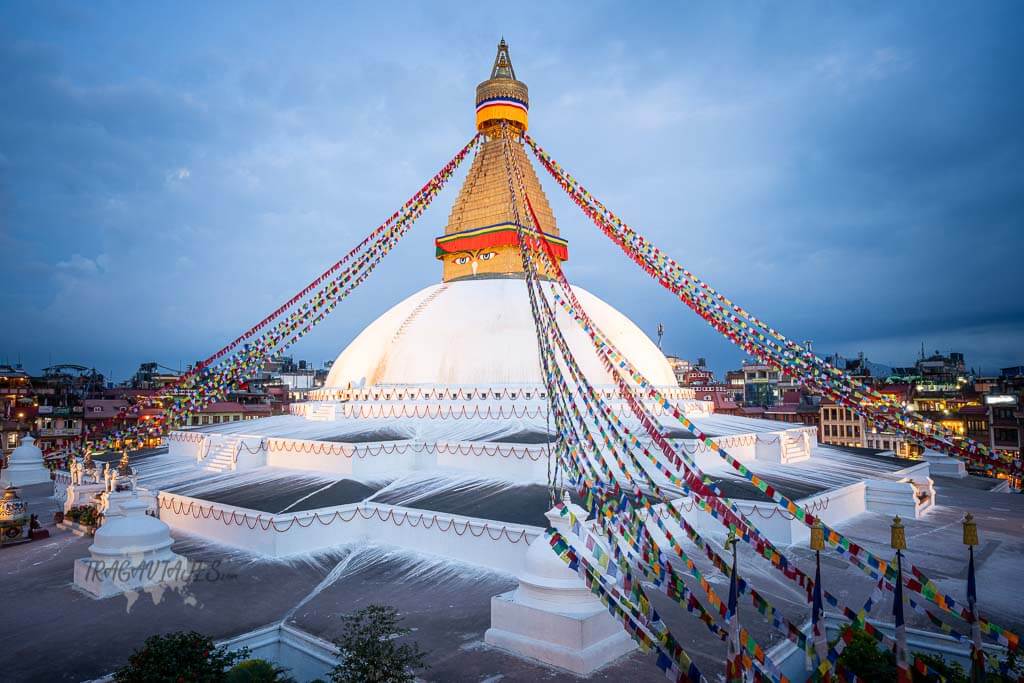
top-left (2, 2), bottom-right (1022, 380)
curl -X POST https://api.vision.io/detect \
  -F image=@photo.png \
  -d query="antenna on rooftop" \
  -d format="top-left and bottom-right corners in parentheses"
top-left (656, 322), bottom-right (664, 350)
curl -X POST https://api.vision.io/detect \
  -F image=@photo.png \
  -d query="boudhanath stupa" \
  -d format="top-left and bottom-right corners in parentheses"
top-left (149, 39), bottom-right (938, 673)
top-left (156, 42), bottom-right (932, 520)
top-left (10, 40), bottom-right (1022, 683)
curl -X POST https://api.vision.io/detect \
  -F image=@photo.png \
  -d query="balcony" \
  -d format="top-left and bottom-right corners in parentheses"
top-left (38, 427), bottom-right (81, 438)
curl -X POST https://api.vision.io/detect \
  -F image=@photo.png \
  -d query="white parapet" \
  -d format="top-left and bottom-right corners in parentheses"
top-left (865, 463), bottom-right (935, 519)
top-left (484, 498), bottom-right (635, 675)
top-left (922, 449), bottom-right (967, 478)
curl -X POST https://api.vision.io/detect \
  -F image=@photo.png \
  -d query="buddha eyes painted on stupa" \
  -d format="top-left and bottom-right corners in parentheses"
top-left (453, 250), bottom-right (498, 266)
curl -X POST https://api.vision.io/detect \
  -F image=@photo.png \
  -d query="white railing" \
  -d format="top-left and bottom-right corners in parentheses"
top-left (157, 491), bottom-right (539, 572)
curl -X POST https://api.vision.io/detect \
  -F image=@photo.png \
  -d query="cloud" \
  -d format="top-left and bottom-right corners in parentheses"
top-left (55, 253), bottom-right (107, 276)
top-left (0, 2), bottom-right (1022, 379)
top-left (167, 167), bottom-right (191, 183)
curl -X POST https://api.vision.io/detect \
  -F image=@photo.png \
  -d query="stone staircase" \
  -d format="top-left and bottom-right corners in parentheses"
top-left (309, 403), bottom-right (336, 421)
top-left (780, 432), bottom-right (809, 463)
top-left (203, 435), bottom-right (244, 473)
top-left (391, 285), bottom-right (447, 344)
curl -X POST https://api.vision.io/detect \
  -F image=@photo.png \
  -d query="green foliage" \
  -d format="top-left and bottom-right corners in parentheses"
top-left (225, 658), bottom-right (294, 683)
top-left (987, 648), bottom-right (1024, 682)
top-left (65, 505), bottom-right (99, 526)
top-left (835, 626), bottom-right (1022, 683)
top-left (912, 652), bottom-right (966, 682)
top-left (113, 631), bottom-right (248, 683)
top-left (330, 604), bottom-right (428, 683)
top-left (79, 505), bottom-right (99, 526)
top-left (835, 625), bottom-right (895, 681)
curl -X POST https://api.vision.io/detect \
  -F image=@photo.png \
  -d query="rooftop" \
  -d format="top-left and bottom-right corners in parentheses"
top-left (4, 466), bottom-right (1021, 682)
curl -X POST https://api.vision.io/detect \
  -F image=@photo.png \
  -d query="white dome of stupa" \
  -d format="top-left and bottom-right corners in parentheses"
top-left (8, 434), bottom-right (43, 465)
top-left (322, 279), bottom-right (677, 390)
top-left (89, 499), bottom-right (173, 557)
top-left (1, 435), bottom-right (50, 487)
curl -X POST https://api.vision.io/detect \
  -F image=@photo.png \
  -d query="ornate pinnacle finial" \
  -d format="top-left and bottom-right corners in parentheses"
top-left (475, 38), bottom-right (529, 135)
top-left (562, 489), bottom-right (571, 507)
top-left (491, 38), bottom-right (516, 80)
top-left (118, 451), bottom-right (132, 476)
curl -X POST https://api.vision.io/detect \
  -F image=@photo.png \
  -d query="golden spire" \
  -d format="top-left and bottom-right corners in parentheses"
top-left (490, 37), bottom-right (517, 80)
top-left (434, 40), bottom-right (568, 283)
top-left (475, 38), bottom-right (529, 135)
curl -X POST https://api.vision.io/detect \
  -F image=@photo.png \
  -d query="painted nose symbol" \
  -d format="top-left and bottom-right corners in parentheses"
top-left (471, 261), bottom-right (478, 275)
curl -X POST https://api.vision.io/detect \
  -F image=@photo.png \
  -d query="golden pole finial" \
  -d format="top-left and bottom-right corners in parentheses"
top-left (962, 512), bottom-right (979, 547)
top-left (890, 515), bottom-right (907, 551)
top-left (810, 519), bottom-right (825, 551)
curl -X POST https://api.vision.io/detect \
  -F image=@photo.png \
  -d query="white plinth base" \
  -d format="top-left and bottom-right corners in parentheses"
top-left (0, 465), bottom-right (51, 488)
top-left (923, 452), bottom-right (967, 478)
top-left (100, 488), bottom-right (157, 517)
top-left (73, 554), bottom-right (190, 599)
top-left (485, 590), bottom-right (636, 675)
top-left (64, 483), bottom-right (105, 512)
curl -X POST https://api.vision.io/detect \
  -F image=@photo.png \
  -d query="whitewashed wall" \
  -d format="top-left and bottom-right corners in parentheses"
top-left (157, 492), bottom-right (538, 574)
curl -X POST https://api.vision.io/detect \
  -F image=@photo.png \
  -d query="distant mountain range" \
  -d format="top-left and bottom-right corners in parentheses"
top-left (821, 353), bottom-right (896, 378)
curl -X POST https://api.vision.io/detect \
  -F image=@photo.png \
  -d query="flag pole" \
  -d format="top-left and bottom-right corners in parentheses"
top-left (810, 519), bottom-right (831, 681)
top-left (725, 530), bottom-right (744, 683)
top-left (891, 515), bottom-right (912, 683)
top-left (963, 513), bottom-right (986, 683)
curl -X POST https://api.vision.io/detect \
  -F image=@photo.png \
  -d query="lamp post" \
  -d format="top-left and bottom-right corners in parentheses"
top-left (963, 513), bottom-right (985, 683)
top-left (890, 515), bottom-right (912, 683)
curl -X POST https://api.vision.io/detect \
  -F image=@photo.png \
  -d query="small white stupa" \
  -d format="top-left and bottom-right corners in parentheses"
top-left (74, 498), bottom-right (189, 599)
top-left (485, 493), bottom-right (636, 674)
top-left (1, 435), bottom-right (51, 487)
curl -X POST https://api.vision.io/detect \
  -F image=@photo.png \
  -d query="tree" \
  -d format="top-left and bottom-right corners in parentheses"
top-left (329, 604), bottom-right (428, 683)
top-left (835, 625), bottom-right (896, 681)
top-left (113, 631), bottom-right (247, 683)
top-left (226, 658), bottom-right (295, 683)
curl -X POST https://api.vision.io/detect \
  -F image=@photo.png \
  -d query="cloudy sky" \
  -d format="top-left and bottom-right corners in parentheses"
top-left (2, 2), bottom-right (1022, 380)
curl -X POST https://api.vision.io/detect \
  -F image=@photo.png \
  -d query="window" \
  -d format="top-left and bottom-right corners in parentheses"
top-left (201, 416), bottom-right (210, 425)
top-left (191, 416), bottom-right (199, 426)
top-left (846, 425), bottom-right (853, 438)
top-left (994, 428), bottom-right (1019, 446)
top-left (213, 415), bottom-right (221, 424)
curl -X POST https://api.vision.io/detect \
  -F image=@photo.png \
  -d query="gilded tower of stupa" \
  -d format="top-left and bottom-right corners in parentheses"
top-left (435, 39), bottom-right (569, 282)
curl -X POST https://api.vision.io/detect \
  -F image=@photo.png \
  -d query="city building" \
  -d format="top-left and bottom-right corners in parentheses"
top-left (989, 367), bottom-right (1024, 461)
top-left (741, 362), bottom-right (781, 407)
top-left (763, 390), bottom-right (820, 428)
top-left (818, 399), bottom-right (865, 448)
top-left (0, 365), bottom-right (34, 466)
top-left (724, 369), bottom-right (745, 403)
top-left (664, 356), bottom-right (692, 386)
top-left (186, 401), bottom-right (272, 427)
